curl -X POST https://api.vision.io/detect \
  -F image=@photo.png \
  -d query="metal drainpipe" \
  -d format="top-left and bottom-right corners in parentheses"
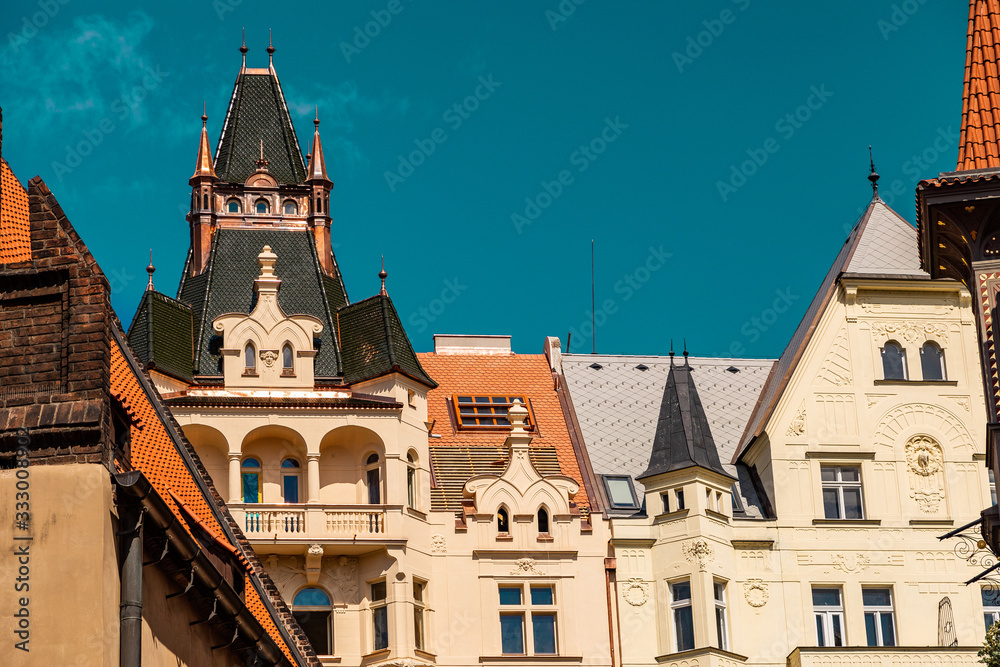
top-left (119, 500), bottom-right (143, 667)
top-left (604, 558), bottom-right (617, 667)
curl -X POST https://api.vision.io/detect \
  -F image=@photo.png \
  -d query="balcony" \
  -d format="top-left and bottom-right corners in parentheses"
top-left (787, 646), bottom-right (981, 667)
top-left (228, 504), bottom-right (409, 551)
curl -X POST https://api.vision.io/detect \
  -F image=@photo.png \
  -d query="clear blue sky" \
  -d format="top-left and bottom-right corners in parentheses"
top-left (0, 0), bottom-right (969, 358)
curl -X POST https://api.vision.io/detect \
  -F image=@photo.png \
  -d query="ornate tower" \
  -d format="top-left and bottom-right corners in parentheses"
top-left (187, 111), bottom-right (217, 275)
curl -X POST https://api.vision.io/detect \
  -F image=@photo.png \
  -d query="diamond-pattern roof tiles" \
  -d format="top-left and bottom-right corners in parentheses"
top-left (844, 200), bottom-right (928, 276)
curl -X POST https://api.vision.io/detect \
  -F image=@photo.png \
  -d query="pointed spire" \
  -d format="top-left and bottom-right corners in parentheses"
top-left (190, 108), bottom-right (216, 182)
top-left (379, 256), bottom-right (388, 296)
top-left (240, 28), bottom-right (248, 70)
top-left (307, 106), bottom-right (330, 182)
top-left (868, 145), bottom-right (879, 198)
top-left (146, 250), bottom-right (155, 291)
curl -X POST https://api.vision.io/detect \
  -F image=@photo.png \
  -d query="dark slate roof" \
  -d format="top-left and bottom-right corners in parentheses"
top-left (429, 445), bottom-right (561, 511)
top-left (337, 294), bottom-right (436, 387)
top-left (164, 394), bottom-right (402, 410)
top-left (639, 359), bottom-right (731, 480)
top-left (214, 70), bottom-right (307, 185)
top-left (176, 227), bottom-right (346, 377)
top-left (127, 290), bottom-right (195, 382)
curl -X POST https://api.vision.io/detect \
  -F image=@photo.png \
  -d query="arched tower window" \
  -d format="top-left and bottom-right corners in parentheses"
top-left (228, 199), bottom-right (241, 213)
top-left (537, 507), bottom-right (550, 534)
top-left (283, 200), bottom-right (298, 215)
top-left (282, 458), bottom-right (301, 504)
top-left (241, 458), bottom-right (261, 503)
top-left (255, 199), bottom-right (269, 214)
top-left (920, 341), bottom-right (946, 381)
top-left (202, 193), bottom-right (209, 209)
top-left (293, 588), bottom-right (332, 655)
top-left (881, 341), bottom-right (907, 380)
top-left (497, 507), bottom-right (510, 533)
top-left (282, 343), bottom-right (294, 376)
top-left (244, 343), bottom-right (257, 374)
top-left (406, 452), bottom-right (417, 509)
top-left (366, 453), bottom-right (381, 504)
top-left (316, 196), bottom-right (322, 213)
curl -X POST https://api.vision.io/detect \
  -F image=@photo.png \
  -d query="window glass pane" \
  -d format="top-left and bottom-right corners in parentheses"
top-left (414, 607), bottom-right (424, 650)
top-left (532, 614), bottom-right (556, 654)
top-left (882, 344), bottom-right (905, 379)
top-left (367, 468), bottom-right (380, 504)
top-left (413, 581), bottom-right (424, 602)
top-left (880, 614), bottom-right (895, 647)
top-left (294, 610), bottom-right (330, 655)
top-left (714, 582), bottom-right (725, 602)
top-left (843, 487), bottom-right (864, 519)
top-left (373, 606), bottom-right (388, 650)
top-left (531, 586), bottom-right (554, 605)
top-left (813, 588), bottom-right (841, 607)
top-left (499, 587), bottom-right (522, 605)
top-left (839, 467), bottom-right (860, 482)
top-left (229, 201), bottom-right (239, 212)
top-left (984, 587), bottom-right (1000, 607)
top-left (674, 605), bottom-right (694, 652)
top-left (816, 614), bottom-right (826, 646)
top-left (662, 493), bottom-right (670, 513)
top-left (242, 458), bottom-right (260, 468)
top-left (283, 345), bottom-right (293, 369)
top-left (537, 508), bottom-right (549, 533)
top-left (716, 607), bottom-right (727, 650)
top-left (822, 488), bottom-right (841, 519)
top-left (242, 473), bottom-right (259, 503)
top-left (371, 581), bottom-right (386, 602)
top-left (295, 588), bottom-right (331, 606)
top-left (831, 614), bottom-right (844, 646)
top-left (820, 466), bottom-right (836, 482)
top-left (500, 615), bottom-right (524, 654)
top-left (865, 612), bottom-right (877, 647)
top-left (988, 613), bottom-right (996, 632)
top-left (676, 489), bottom-right (685, 509)
top-left (283, 475), bottom-right (299, 503)
top-left (281, 458), bottom-right (298, 468)
top-left (605, 477), bottom-right (635, 507)
top-left (672, 582), bottom-right (691, 601)
top-left (921, 344), bottom-right (944, 380)
top-left (863, 589), bottom-right (891, 607)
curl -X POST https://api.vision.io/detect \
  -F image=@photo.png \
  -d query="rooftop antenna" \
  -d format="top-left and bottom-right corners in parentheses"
top-left (240, 28), bottom-right (248, 69)
top-left (591, 239), bottom-right (596, 355)
top-left (146, 250), bottom-right (155, 291)
top-left (379, 256), bottom-right (388, 296)
top-left (868, 145), bottom-right (879, 198)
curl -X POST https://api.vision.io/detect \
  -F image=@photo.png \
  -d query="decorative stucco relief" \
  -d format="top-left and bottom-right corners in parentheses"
top-left (872, 403), bottom-right (974, 458)
top-left (329, 556), bottom-right (360, 604)
top-left (832, 552), bottom-right (870, 574)
top-left (905, 435), bottom-right (946, 514)
top-left (743, 579), bottom-right (768, 608)
top-left (430, 534), bottom-right (447, 553)
top-left (623, 578), bottom-right (649, 607)
top-left (816, 325), bottom-right (853, 386)
top-left (682, 539), bottom-right (714, 571)
top-left (786, 402), bottom-right (806, 437)
top-left (869, 320), bottom-right (949, 344)
top-left (510, 557), bottom-right (544, 576)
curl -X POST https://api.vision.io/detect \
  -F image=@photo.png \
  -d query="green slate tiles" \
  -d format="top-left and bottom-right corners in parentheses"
top-left (338, 294), bottom-right (435, 387)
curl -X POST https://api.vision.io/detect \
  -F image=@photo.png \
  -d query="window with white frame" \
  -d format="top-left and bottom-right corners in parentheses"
top-left (813, 587), bottom-right (845, 647)
top-left (406, 452), bottom-right (418, 509)
top-left (670, 580), bottom-right (694, 652)
top-left (498, 583), bottom-right (558, 655)
top-left (863, 588), bottom-right (896, 647)
top-left (371, 580), bottom-right (389, 651)
top-left (990, 470), bottom-right (997, 507)
top-left (984, 587), bottom-right (1000, 631)
top-left (821, 465), bottom-right (864, 520)
top-left (714, 581), bottom-right (729, 651)
top-left (881, 341), bottom-right (907, 380)
top-left (413, 579), bottom-right (427, 651)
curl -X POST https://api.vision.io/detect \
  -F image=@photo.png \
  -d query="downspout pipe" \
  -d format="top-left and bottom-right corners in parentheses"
top-left (604, 557), bottom-right (617, 667)
top-left (119, 495), bottom-right (143, 667)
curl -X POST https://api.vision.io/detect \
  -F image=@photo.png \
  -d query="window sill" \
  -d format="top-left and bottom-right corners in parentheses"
top-left (280, 371), bottom-right (296, 377)
top-left (537, 534), bottom-right (554, 543)
top-left (706, 509), bottom-right (729, 523)
top-left (480, 656), bottom-right (582, 663)
top-left (362, 649), bottom-right (391, 660)
top-left (653, 508), bottom-right (689, 523)
top-left (415, 649), bottom-right (437, 660)
top-left (804, 451), bottom-right (876, 460)
top-left (242, 371), bottom-right (259, 377)
top-left (812, 519), bottom-right (881, 526)
top-left (496, 533), bottom-right (513, 542)
top-left (873, 379), bottom-right (957, 386)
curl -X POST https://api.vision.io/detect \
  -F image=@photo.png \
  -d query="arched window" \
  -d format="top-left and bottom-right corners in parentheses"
top-left (537, 507), bottom-right (550, 534)
top-left (406, 452), bottom-right (417, 509)
top-left (283, 200), bottom-right (298, 215)
top-left (920, 341), bottom-right (946, 381)
top-left (241, 458), bottom-right (261, 503)
top-left (255, 199), bottom-right (269, 214)
top-left (366, 453), bottom-right (381, 504)
top-left (293, 588), bottom-right (332, 655)
top-left (282, 458), bottom-right (301, 504)
top-left (202, 193), bottom-right (209, 209)
top-left (282, 343), bottom-right (294, 375)
top-left (497, 507), bottom-right (510, 533)
top-left (881, 341), bottom-right (907, 380)
top-left (315, 196), bottom-right (322, 213)
top-left (227, 199), bottom-right (241, 213)
top-left (245, 343), bottom-right (257, 374)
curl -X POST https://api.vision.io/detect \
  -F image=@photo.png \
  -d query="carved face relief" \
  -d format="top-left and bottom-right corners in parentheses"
top-left (260, 349), bottom-right (279, 368)
top-left (682, 539), bottom-right (715, 571)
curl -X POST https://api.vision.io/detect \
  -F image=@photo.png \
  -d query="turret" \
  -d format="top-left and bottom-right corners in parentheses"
top-left (187, 111), bottom-right (217, 275)
top-left (306, 108), bottom-right (334, 274)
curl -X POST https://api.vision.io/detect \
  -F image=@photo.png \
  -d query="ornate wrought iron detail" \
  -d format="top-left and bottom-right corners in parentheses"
top-left (940, 517), bottom-right (1000, 595)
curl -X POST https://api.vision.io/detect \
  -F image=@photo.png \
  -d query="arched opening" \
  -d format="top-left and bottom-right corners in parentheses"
top-left (497, 506), bottom-right (510, 533)
top-left (241, 457), bottom-right (261, 503)
top-left (255, 199), bottom-right (269, 214)
top-left (881, 341), bottom-right (907, 380)
top-left (282, 458), bottom-right (301, 503)
top-left (202, 193), bottom-right (209, 209)
top-left (316, 196), bottom-right (322, 213)
top-left (366, 453), bottom-right (381, 504)
top-left (227, 199), bottom-right (241, 213)
top-left (406, 451), bottom-right (418, 509)
top-left (282, 343), bottom-right (294, 376)
top-left (283, 200), bottom-right (298, 215)
top-left (245, 342), bottom-right (257, 375)
top-left (293, 587), bottom-right (332, 655)
top-left (920, 341), bottom-right (946, 381)
top-left (537, 507), bottom-right (550, 534)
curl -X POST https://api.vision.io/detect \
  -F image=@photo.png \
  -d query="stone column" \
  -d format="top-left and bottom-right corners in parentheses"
top-left (307, 453), bottom-right (321, 503)
top-left (228, 454), bottom-right (241, 504)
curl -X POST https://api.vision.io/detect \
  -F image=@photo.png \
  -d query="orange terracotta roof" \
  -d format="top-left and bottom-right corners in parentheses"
top-left (110, 339), bottom-right (295, 662)
top-left (0, 159), bottom-right (30, 263)
top-left (958, 0), bottom-right (1000, 170)
top-left (417, 352), bottom-right (590, 509)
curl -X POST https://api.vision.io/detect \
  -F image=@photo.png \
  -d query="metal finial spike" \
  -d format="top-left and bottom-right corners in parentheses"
top-left (669, 339), bottom-right (675, 357)
top-left (379, 256), bottom-right (388, 296)
top-left (868, 145), bottom-right (880, 196)
top-left (314, 105), bottom-right (320, 128)
top-left (240, 28), bottom-right (248, 55)
top-left (202, 102), bottom-right (207, 125)
top-left (267, 28), bottom-right (275, 57)
top-left (146, 250), bottom-right (155, 291)
top-left (683, 338), bottom-right (688, 357)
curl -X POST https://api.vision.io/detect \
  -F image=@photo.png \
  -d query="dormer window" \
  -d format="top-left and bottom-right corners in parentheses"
top-left (255, 199), bottom-right (269, 214)
top-left (282, 343), bottom-right (294, 376)
top-left (283, 200), bottom-right (298, 215)
top-left (881, 341), bottom-right (907, 380)
top-left (227, 199), bottom-right (241, 213)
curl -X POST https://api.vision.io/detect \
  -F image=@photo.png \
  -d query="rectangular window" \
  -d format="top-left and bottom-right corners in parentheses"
top-left (283, 474), bottom-right (299, 503)
top-left (413, 580), bottom-right (426, 651)
top-left (821, 466), bottom-right (864, 520)
top-left (714, 581), bottom-right (728, 651)
top-left (453, 395), bottom-right (535, 429)
top-left (293, 610), bottom-right (331, 655)
top-left (991, 470), bottom-right (997, 507)
top-left (600, 475), bottom-right (639, 509)
top-left (984, 588), bottom-right (1000, 631)
top-left (242, 472), bottom-right (260, 504)
top-left (499, 584), bottom-right (558, 655)
top-left (371, 580), bottom-right (388, 651)
top-left (813, 587), bottom-right (845, 647)
top-left (670, 580), bottom-right (694, 652)
top-left (863, 588), bottom-right (895, 647)
top-left (662, 493), bottom-right (670, 514)
top-left (675, 488), bottom-right (686, 511)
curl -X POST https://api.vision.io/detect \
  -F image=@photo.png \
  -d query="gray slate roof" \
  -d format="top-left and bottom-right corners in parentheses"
top-left (844, 200), bottom-right (929, 276)
top-left (561, 354), bottom-right (774, 492)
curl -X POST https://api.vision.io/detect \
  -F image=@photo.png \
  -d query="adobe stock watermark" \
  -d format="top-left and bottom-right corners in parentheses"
top-left (566, 245), bottom-right (671, 353)
top-left (545, 0), bottom-right (587, 31)
top-left (11, 428), bottom-right (32, 653)
top-left (340, 0), bottom-right (414, 63)
top-left (672, 0), bottom-right (751, 73)
top-left (878, 0), bottom-right (930, 41)
top-left (384, 74), bottom-right (502, 192)
top-left (49, 64), bottom-right (169, 181)
top-left (727, 288), bottom-right (798, 356)
top-left (6, 0), bottom-right (72, 53)
top-left (716, 85), bottom-right (833, 202)
top-left (407, 277), bottom-right (467, 334)
top-left (511, 116), bottom-right (628, 234)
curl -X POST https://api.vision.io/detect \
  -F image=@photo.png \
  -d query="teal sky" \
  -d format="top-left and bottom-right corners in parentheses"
top-left (0, 1), bottom-right (970, 358)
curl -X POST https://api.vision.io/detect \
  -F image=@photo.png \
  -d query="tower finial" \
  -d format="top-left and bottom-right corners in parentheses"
top-left (146, 250), bottom-right (155, 291)
top-left (868, 145), bottom-right (879, 197)
top-left (255, 138), bottom-right (269, 170)
top-left (202, 101), bottom-right (207, 126)
top-left (315, 105), bottom-right (319, 127)
top-left (669, 339), bottom-right (675, 363)
top-left (379, 256), bottom-right (388, 296)
top-left (683, 338), bottom-right (688, 358)
top-left (240, 28), bottom-right (248, 68)
top-left (267, 28), bottom-right (274, 64)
